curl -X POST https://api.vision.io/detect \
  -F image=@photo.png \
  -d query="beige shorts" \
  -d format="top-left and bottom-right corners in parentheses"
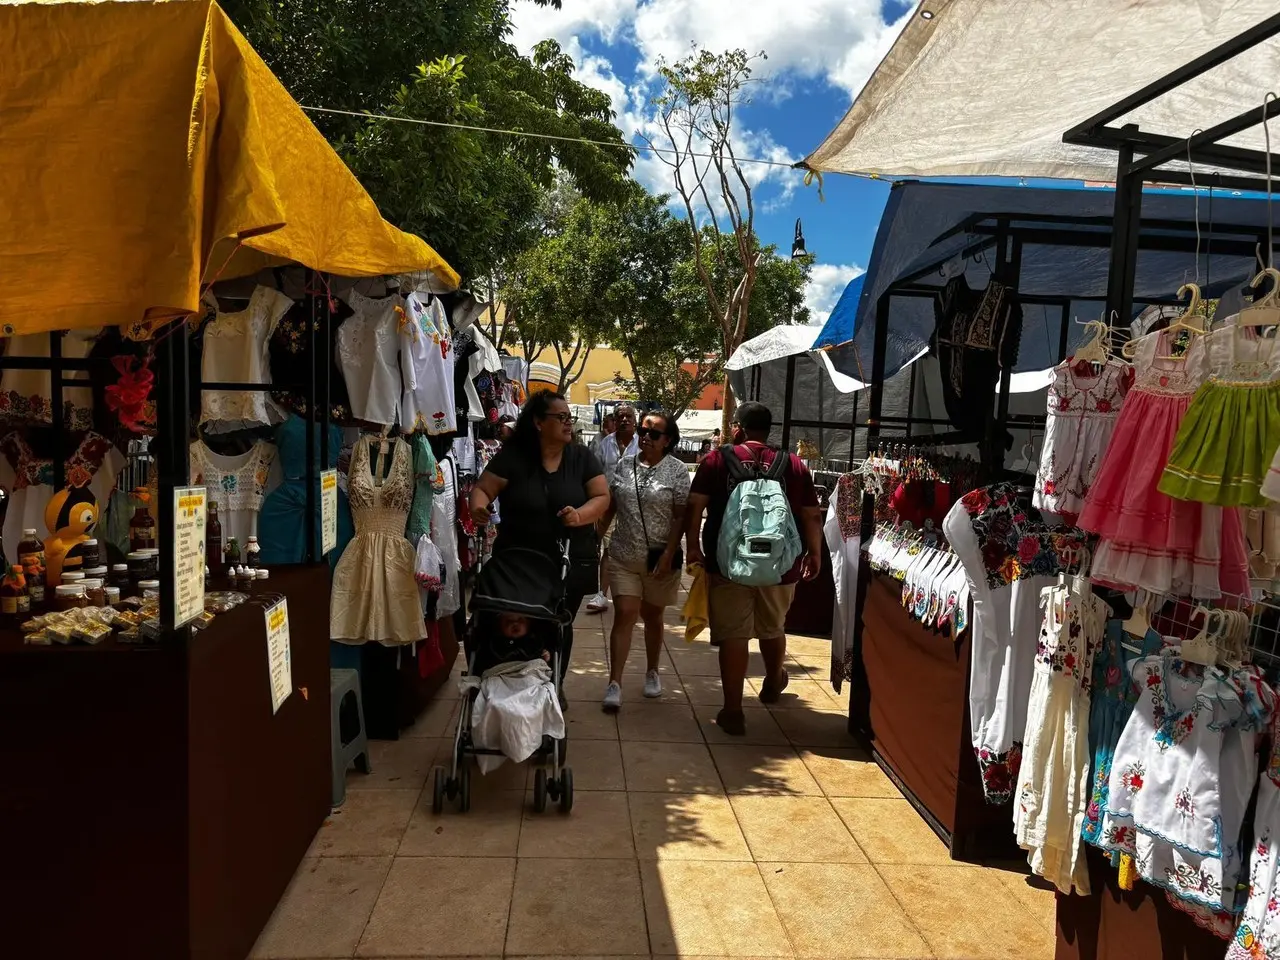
top-left (610, 559), bottom-right (682, 608)
top-left (601, 517), bottom-right (615, 551)
top-left (707, 574), bottom-right (796, 646)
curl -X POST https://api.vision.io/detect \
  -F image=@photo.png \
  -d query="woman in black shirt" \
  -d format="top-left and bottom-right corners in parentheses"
top-left (468, 392), bottom-right (610, 692)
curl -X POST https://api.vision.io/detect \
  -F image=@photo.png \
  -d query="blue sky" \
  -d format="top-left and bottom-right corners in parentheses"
top-left (510, 0), bottom-right (916, 325)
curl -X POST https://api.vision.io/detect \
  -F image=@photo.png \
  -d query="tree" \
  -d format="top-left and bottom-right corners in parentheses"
top-left (221, 0), bottom-right (633, 285)
top-left (644, 47), bottom-right (775, 430)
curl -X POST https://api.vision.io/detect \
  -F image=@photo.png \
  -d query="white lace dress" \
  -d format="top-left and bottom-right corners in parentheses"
top-left (336, 292), bottom-right (404, 428)
top-left (189, 439), bottom-right (277, 547)
top-left (1228, 710), bottom-right (1280, 960)
top-left (1034, 358), bottom-right (1129, 515)
top-left (331, 436), bottom-right (426, 645)
top-left (200, 286), bottom-right (292, 432)
top-left (1013, 582), bottom-right (1107, 894)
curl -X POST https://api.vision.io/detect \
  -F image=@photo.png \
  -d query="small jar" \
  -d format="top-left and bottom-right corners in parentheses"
top-left (109, 563), bottom-right (130, 590)
top-left (255, 569), bottom-right (269, 583)
top-left (54, 584), bottom-right (87, 611)
top-left (61, 571), bottom-right (85, 586)
top-left (104, 586), bottom-right (120, 606)
top-left (245, 536), bottom-right (261, 568)
top-left (138, 579), bottom-right (161, 601)
top-left (84, 565), bottom-right (109, 585)
top-left (82, 578), bottom-right (105, 607)
top-left (78, 539), bottom-right (101, 569)
top-left (127, 550), bottom-right (149, 583)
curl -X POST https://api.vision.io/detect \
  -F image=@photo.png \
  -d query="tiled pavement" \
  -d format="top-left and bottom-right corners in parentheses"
top-left (252, 605), bottom-right (1057, 960)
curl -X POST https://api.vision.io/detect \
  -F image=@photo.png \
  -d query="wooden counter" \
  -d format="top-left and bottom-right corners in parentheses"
top-left (0, 563), bottom-right (332, 960)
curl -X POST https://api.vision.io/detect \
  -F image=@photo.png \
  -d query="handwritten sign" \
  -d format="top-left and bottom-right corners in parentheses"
top-left (172, 486), bottom-right (207, 627)
top-left (321, 469), bottom-right (338, 555)
top-left (265, 599), bottom-right (292, 714)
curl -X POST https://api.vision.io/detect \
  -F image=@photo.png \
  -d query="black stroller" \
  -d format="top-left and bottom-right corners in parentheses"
top-left (432, 542), bottom-right (574, 814)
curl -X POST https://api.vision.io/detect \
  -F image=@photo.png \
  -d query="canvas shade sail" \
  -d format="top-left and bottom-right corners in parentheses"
top-left (0, 0), bottom-right (458, 337)
top-left (805, 0), bottom-right (1280, 181)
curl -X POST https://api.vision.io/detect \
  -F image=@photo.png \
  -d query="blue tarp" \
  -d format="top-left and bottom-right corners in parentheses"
top-left (811, 274), bottom-right (864, 349)
top-left (824, 180), bottom-right (1279, 382)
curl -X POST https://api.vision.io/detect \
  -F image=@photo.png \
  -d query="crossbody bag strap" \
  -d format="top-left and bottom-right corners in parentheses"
top-left (633, 456), bottom-right (654, 548)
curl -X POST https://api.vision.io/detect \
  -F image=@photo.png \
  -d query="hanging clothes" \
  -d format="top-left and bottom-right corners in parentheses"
top-left (431, 456), bottom-right (462, 619)
top-left (405, 432), bottom-right (440, 545)
top-left (336, 291), bottom-right (405, 427)
top-left (825, 475), bottom-right (861, 692)
top-left (0, 431), bottom-right (124, 554)
top-left (1034, 358), bottom-right (1131, 517)
top-left (331, 436), bottom-right (425, 645)
top-left (190, 438), bottom-right (277, 548)
top-left (1013, 581), bottom-right (1108, 894)
top-left (1161, 322), bottom-right (1280, 508)
top-left (268, 295), bottom-right (355, 424)
top-left (0, 328), bottom-right (99, 431)
top-left (200, 286), bottom-right (292, 432)
top-left (1227, 711), bottom-right (1280, 960)
top-left (401, 293), bottom-right (457, 435)
top-left (943, 483), bottom-right (1090, 804)
top-left (1079, 329), bottom-right (1248, 599)
top-left (257, 416), bottom-right (354, 569)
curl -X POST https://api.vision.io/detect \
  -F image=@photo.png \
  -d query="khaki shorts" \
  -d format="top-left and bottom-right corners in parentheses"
top-left (707, 574), bottom-right (796, 646)
top-left (601, 517), bottom-right (615, 551)
top-left (610, 558), bottom-right (682, 608)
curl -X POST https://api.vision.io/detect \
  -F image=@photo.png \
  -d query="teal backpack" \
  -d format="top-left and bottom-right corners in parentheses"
top-left (715, 445), bottom-right (803, 586)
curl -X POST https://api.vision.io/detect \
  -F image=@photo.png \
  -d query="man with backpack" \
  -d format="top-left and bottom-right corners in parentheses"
top-left (684, 402), bottom-right (824, 736)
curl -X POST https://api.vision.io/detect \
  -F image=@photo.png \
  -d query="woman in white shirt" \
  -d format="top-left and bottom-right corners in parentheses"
top-left (599, 411), bottom-right (691, 712)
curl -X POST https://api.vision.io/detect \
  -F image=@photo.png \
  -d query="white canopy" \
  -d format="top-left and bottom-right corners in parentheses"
top-left (805, 1), bottom-right (1280, 181)
top-left (725, 324), bottom-right (865, 393)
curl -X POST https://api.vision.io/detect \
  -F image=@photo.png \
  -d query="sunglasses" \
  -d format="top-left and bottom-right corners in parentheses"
top-left (637, 427), bottom-right (666, 441)
top-left (544, 412), bottom-right (574, 424)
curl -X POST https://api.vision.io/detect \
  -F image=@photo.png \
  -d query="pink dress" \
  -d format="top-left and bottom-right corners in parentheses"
top-left (1078, 330), bottom-right (1248, 598)
top-left (1034, 358), bottom-right (1131, 517)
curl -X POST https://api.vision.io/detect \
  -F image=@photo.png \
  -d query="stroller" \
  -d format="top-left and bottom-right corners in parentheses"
top-left (433, 542), bottom-right (574, 815)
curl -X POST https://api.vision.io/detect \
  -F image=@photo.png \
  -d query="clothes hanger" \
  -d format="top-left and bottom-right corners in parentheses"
top-left (1070, 318), bottom-right (1112, 372)
top-left (1181, 605), bottom-right (1222, 667)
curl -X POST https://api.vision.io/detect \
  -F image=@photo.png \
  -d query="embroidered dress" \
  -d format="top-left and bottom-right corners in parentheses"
top-left (942, 483), bottom-right (1090, 804)
top-left (190, 438), bottom-right (276, 548)
top-left (1162, 322), bottom-right (1280, 508)
top-left (0, 329), bottom-right (98, 430)
top-left (1100, 656), bottom-right (1252, 912)
top-left (1079, 330), bottom-right (1247, 598)
top-left (1013, 582), bottom-right (1107, 893)
top-left (1035, 358), bottom-right (1130, 516)
top-left (0, 431), bottom-right (124, 554)
top-left (1081, 624), bottom-right (1166, 853)
top-left (336, 292), bottom-right (405, 427)
top-left (1228, 710), bottom-right (1280, 960)
top-left (400, 293), bottom-right (457, 435)
top-left (257, 417), bottom-right (354, 570)
top-left (200, 286), bottom-right (292, 432)
top-left (331, 436), bottom-right (426, 645)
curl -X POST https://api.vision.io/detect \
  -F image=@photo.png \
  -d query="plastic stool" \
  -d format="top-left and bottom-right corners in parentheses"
top-left (330, 668), bottom-right (372, 807)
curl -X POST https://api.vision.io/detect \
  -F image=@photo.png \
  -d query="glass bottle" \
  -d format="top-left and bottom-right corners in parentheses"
top-left (245, 535), bottom-right (261, 569)
top-left (207, 501), bottom-right (224, 575)
top-left (129, 504), bottom-right (156, 552)
top-left (1, 564), bottom-right (29, 619)
top-left (224, 536), bottom-right (241, 568)
top-left (17, 528), bottom-right (45, 611)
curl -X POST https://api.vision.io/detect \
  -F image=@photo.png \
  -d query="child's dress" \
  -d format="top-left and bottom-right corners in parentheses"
top-left (1035, 358), bottom-right (1130, 518)
top-left (1228, 709), bottom-right (1280, 959)
top-left (1162, 322), bottom-right (1280, 509)
top-left (1014, 582), bottom-right (1107, 893)
top-left (1079, 330), bottom-right (1247, 598)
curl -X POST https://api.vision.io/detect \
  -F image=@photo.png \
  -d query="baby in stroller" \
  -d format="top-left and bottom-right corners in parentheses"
top-left (433, 545), bottom-right (575, 814)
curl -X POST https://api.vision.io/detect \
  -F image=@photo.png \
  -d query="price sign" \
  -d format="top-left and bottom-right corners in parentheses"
top-left (321, 469), bottom-right (338, 555)
top-left (265, 599), bottom-right (292, 714)
top-left (172, 486), bottom-right (207, 627)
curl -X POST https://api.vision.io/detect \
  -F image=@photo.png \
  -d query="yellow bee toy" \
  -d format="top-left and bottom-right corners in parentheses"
top-left (43, 486), bottom-right (100, 587)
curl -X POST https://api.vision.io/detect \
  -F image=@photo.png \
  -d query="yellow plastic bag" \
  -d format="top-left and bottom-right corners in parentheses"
top-left (682, 564), bottom-right (708, 643)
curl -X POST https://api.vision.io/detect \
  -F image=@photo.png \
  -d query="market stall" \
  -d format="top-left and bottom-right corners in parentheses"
top-left (805, 5), bottom-right (1280, 960)
top-left (0, 3), bottom-right (461, 958)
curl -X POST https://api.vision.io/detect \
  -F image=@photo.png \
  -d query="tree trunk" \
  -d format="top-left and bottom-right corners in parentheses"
top-left (720, 378), bottom-right (736, 436)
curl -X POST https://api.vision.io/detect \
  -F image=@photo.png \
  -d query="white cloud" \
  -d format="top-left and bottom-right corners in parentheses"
top-left (805, 263), bottom-right (865, 324)
top-left (510, 0), bottom-right (911, 97)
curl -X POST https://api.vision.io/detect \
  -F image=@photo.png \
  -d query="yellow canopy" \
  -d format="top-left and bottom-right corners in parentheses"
top-left (0, 0), bottom-right (459, 336)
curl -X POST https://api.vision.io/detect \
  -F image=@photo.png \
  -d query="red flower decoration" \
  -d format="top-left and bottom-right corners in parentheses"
top-left (105, 355), bottom-right (155, 433)
top-left (1096, 398), bottom-right (1113, 413)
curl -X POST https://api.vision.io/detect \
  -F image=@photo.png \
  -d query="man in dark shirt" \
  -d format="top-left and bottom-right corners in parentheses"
top-left (685, 402), bottom-right (824, 736)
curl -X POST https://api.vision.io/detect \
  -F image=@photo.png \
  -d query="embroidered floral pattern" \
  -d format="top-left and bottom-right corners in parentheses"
top-left (1165, 862), bottom-right (1223, 901)
top-left (976, 741), bottom-right (1022, 805)
top-left (1175, 787), bottom-right (1196, 820)
top-left (1119, 761), bottom-right (1146, 793)
top-left (0, 431), bottom-right (115, 491)
top-left (1105, 822), bottom-right (1136, 851)
top-left (961, 483), bottom-right (1090, 590)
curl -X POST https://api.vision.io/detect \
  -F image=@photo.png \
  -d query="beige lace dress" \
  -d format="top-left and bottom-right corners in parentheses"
top-left (331, 436), bottom-right (426, 645)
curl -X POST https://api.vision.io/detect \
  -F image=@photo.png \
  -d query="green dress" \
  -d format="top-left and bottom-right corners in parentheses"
top-left (405, 433), bottom-right (441, 543)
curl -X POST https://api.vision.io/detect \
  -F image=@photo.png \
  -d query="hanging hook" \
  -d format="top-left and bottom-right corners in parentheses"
top-left (1187, 129), bottom-right (1204, 287)
top-left (1264, 93), bottom-right (1277, 270)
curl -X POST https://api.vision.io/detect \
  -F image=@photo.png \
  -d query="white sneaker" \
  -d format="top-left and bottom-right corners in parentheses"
top-left (643, 669), bottom-right (662, 699)
top-left (602, 681), bottom-right (622, 712)
top-left (585, 593), bottom-right (610, 613)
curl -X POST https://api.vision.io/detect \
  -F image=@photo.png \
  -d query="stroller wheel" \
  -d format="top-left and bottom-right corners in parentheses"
top-left (559, 767), bottom-right (574, 814)
top-left (458, 764), bottom-right (471, 813)
top-left (432, 768), bottom-right (446, 815)
top-left (532, 767), bottom-right (548, 813)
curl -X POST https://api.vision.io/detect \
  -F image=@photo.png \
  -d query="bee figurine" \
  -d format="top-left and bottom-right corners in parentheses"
top-left (43, 485), bottom-right (100, 588)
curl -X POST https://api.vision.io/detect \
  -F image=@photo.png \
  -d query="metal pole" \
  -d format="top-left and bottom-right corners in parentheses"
top-left (1105, 132), bottom-right (1144, 327)
top-left (49, 332), bottom-right (64, 490)
top-left (780, 355), bottom-right (796, 451)
top-left (305, 281), bottom-right (317, 564)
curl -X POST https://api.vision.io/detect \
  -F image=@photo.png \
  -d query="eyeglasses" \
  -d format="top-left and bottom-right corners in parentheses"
top-left (637, 427), bottom-right (666, 441)
top-left (545, 412), bottom-right (574, 425)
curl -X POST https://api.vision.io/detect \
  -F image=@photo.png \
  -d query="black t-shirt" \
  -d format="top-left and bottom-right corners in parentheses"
top-left (485, 443), bottom-right (604, 561)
